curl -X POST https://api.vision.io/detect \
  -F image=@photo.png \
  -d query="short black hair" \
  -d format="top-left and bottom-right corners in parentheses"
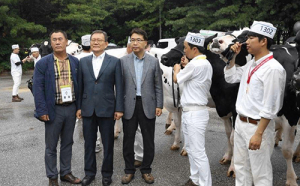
top-left (187, 43), bottom-right (206, 54)
top-left (247, 31), bottom-right (273, 49)
top-left (49, 30), bottom-right (68, 40)
top-left (130, 28), bottom-right (148, 41)
top-left (91, 30), bottom-right (108, 42)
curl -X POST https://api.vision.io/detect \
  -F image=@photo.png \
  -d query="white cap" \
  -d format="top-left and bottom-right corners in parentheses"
top-left (250, 21), bottom-right (277, 39)
top-left (12, 44), bottom-right (19, 50)
top-left (185, 32), bottom-right (205, 47)
top-left (81, 34), bottom-right (91, 46)
top-left (127, 36), bottom-right (131, 44)
top-left (31, 47), bottom-right (39, 52)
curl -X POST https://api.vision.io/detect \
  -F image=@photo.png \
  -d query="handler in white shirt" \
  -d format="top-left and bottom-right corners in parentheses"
top-left (173, 32), bottom-right (213, 186)
top-left (224, 21), bottom-right (286, 186)
top-left (23, 47), bottom-right (41, 66)
top-left (75, 34), bottom-right (92, 60)
top-left (11, 44), bottom-right (27, 102)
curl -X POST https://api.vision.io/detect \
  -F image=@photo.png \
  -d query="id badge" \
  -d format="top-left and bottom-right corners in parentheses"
top-left (61, 85), bottom-right (72, 102)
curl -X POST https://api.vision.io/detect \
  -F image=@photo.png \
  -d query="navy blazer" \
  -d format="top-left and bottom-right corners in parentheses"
top-left (77, 53), bottom-right (124, 117)
top-left (33, 53), bottom-right (79, 121)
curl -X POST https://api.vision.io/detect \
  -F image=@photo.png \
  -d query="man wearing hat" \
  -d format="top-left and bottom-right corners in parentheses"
top-left (225, 21), bottom-right (286, 185)
top-left (173, 32), bottom-right (213, 186)
top-left (30, 47), bottom-right (41, 66)
top-left (23, 47), bottom-right (41, 66)
top-left (75, 34), bottom-right (92, 60)
top-left (11, 44), bottom-right (27, 102)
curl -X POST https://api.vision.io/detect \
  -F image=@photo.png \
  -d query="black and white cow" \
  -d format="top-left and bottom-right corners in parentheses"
top-left (210, 30), bottom-right (300, 186)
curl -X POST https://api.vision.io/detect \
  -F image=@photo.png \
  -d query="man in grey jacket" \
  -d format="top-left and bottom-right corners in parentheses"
top-left (120, 28), bottom-right (163, 184)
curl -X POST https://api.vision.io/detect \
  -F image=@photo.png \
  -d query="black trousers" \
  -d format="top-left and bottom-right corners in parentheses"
top-left (83, 113), bottom-right (115, 178)
top-left (122, 98), bottom-right (156, 174)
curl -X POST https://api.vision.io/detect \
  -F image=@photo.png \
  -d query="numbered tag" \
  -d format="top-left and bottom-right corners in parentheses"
top-left (61, 85), bottom-right (72, 102)
top-left (250, 21), bottom-right (276, 39)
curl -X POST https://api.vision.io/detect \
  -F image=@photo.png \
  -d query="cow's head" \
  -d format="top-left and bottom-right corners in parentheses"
top-left (160, 37), bottom-right (185, 66)
top-left (209, 30), bottom-right (249, 59)
top-left (160, 34), bottom-right (218, 67)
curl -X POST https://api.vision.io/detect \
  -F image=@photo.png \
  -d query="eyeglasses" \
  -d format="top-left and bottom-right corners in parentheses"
top-left (130, 39), bottom-right (145, 43)
top-left (91, 39), bottom-right (105, 43)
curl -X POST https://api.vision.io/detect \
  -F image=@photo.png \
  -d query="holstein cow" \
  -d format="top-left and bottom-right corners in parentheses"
top-left (291, 30), bottom-right (300, 163)
top-left (149, 47), bottom-right (187, 154)
top-left (210, 30), bottom-right (300, 186)
top-left (161, 35), bottom-right (248, 177)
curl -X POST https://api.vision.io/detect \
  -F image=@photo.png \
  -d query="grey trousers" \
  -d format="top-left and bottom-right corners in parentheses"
top-left (44, 103), bottom-right (76, 179)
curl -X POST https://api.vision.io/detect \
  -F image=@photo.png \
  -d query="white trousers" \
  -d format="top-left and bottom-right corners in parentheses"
top-left (234, 116), bottom-right (275, 186)
top-left (134, 126), bottom-right (143, 161)
top-left (11, 72), bottom-right (22, 96)
top-left (182, 109), bottom-right (212, 186)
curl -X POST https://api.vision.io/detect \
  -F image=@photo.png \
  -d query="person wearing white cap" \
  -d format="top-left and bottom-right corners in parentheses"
top-left (75, 34), bottom-right (92, 60)
top-left (30, 47), bottom-right (41, 66)
top-left (23, 47), bottom-right (41, 66)
top-left (11, 44), bottom-right (27, 102)
top-left (173, 32), bottom-right (213, 186)
top-left (224, 21), bottom-right (286, 186)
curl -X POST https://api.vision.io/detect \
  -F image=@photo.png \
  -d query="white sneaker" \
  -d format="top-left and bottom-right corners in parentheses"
top-left (95, 143), bottom-right (101, 153)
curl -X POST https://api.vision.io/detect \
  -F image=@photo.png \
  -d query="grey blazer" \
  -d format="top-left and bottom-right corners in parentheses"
top-left (121, 52), bottom-right (163, 120)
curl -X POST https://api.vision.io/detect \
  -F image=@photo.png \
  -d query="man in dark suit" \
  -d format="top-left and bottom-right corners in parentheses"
top-left (76, 30), bottom-right (124, 186)
top-left (33, 30), bottom-right (81, 186)
top-left (120, 28), bottom-right (163, 184)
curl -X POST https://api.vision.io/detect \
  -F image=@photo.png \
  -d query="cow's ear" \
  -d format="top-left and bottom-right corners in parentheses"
top-left (204, 33), bottom-right (217, 49)
top-left (175, 37), bottom-right (180, 44)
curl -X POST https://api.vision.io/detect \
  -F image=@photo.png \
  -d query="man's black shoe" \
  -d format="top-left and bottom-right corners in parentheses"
top-left (102, 177), bottom-right (112, 186)
top-left (81, 175), bottom-right (95, 186)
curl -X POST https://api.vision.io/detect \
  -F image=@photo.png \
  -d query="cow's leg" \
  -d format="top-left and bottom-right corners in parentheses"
top-left (275, 117), bottom-right (283, 147)
top-left (281, 116), bottom-right (298, 186)
top-left (165, 112), bottom-right (173, 129)
top-left (227, 129), bottom-right (235, 177)
top-left (293, 120), bottom-right (300, 163)
top-left (293, 141), bottom-right (300, 163)
top-left (219, 115), bottom-right (233, 165)
top-left (170, 110), bottom-right (182, 151)
top-left (165, 113), bottom-right (176, 135)
top-left (114, 119), bottom-right (122, 139)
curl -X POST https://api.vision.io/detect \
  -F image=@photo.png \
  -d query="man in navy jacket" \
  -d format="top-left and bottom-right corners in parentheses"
top-left (33, 30), bottom-right (81, 186)
top-left (76, 30), bottom-right (124, 186)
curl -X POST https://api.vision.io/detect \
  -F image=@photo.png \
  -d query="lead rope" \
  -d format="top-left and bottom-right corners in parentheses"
top-left (172, 69), bottom-right (181, 110)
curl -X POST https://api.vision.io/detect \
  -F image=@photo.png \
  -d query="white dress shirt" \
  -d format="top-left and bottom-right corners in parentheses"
top-left (224, 52), bottom-right (286, 120)
top-left (92, 52), bottom-right (105, 78)
top-left (177, 55), bottom-right (213, 107)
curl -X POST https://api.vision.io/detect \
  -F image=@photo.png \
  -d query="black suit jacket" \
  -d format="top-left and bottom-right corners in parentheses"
top-left (78, 53), bottom-right (124, 117)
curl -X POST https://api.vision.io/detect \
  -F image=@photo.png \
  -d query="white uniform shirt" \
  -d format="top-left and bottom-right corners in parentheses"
top-left (224, 52), bottom-right (286, 120)
top-left (92, 52), bottom-right (105, 78)
top-left (177, 55), bottom-right (213, 107)
top-left (10, 53), bottom-right (22, 74)
top-left (33, 55), bottom-right (41, 66)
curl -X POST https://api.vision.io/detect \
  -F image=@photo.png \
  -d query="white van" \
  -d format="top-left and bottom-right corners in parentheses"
top-left (156, 38), bottom-right (177, 50)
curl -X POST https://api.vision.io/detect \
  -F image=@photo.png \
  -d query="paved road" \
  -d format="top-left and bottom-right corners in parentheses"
top-left (0, 72), bottom-right (299, 186)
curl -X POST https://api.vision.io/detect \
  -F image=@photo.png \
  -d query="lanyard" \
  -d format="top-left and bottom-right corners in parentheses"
top-left (56, 59), bottom-right (71, 83)
top-left (195, 55), bottom-right (206, 60)
top-left (247, 55), bottom-right (273, 84)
